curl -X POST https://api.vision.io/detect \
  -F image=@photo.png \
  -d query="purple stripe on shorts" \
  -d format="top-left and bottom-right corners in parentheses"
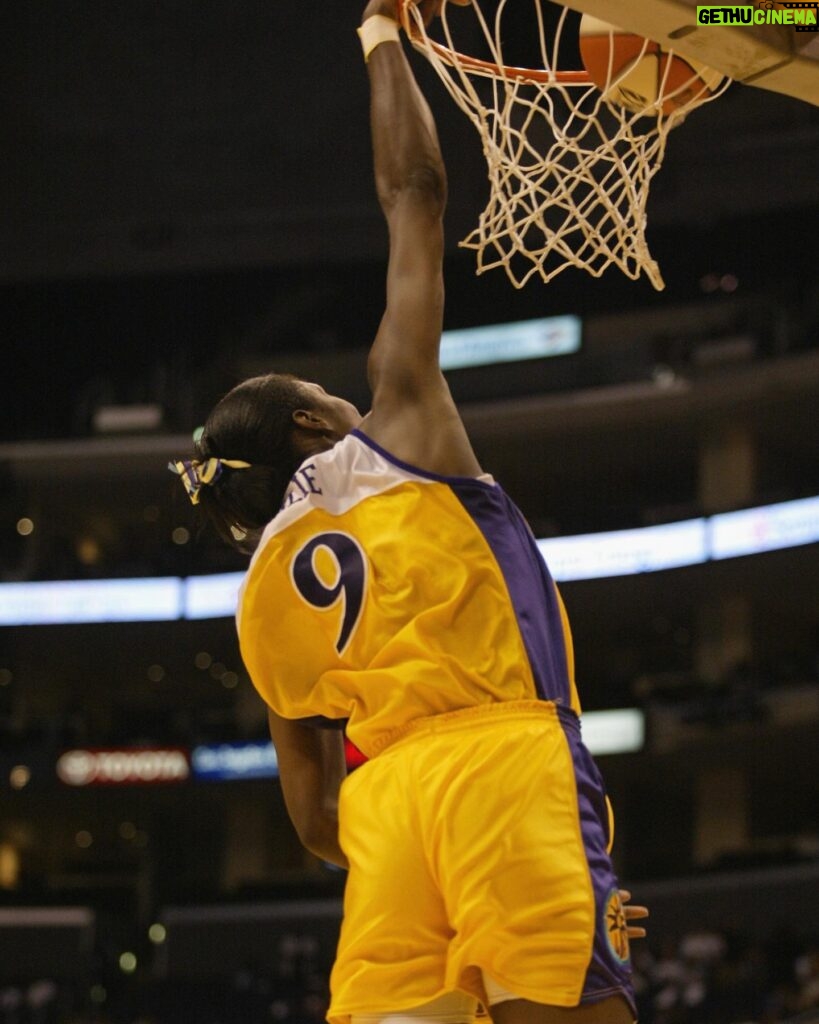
top-left (558, 709), bottom-right (637, 1015)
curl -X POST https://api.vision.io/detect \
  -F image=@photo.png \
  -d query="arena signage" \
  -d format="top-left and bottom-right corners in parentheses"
top-left (192, 741), bottom-right (279, 781)
top-left (56, 748), bottom-right (190, 786)
top-left (191, 739), bottom-right (368, 780)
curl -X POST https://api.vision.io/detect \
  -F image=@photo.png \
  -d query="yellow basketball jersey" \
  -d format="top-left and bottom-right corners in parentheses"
top-left (237, 430), bottom-right (581, 757)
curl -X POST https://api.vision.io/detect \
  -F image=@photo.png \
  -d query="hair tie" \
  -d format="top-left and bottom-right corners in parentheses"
top-left (168, 457), bottom-right (251, 505)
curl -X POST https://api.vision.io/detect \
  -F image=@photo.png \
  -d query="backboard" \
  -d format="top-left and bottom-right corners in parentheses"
top-left (556, 0), bottom-right (819, 105)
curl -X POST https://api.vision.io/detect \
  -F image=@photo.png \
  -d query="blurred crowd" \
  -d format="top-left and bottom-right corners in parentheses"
top-left (1, 928), bottom-right (818, 1024)
top-left (632, 930), bottom-right (819, 1024)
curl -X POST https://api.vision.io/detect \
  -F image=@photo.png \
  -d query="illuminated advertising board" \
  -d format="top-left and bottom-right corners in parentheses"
top-left (191, 741), bottom-right (279, 781)
top-left (56, 748), bottom-right (190, 786)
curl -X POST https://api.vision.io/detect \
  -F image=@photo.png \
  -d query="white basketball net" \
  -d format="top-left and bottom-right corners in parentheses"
top-left (401, 0), bottom-right (731, 290)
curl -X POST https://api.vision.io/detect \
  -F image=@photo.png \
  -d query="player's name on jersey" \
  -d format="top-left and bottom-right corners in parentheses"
top-left (281, 463), bottom-right (323, 509)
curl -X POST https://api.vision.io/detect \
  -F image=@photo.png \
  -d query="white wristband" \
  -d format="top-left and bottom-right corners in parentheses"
top-left (357, 15), bottom-right (401, 62)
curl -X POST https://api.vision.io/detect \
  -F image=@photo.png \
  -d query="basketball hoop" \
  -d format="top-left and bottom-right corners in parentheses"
top-left (398, 0), bottom-right (731, 290)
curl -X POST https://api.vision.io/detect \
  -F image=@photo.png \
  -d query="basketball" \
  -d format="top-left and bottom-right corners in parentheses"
top-left (578, 14), bottom-right (723, 115)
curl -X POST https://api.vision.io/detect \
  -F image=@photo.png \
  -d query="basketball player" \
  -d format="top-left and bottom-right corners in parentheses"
top-left (171, 1), bottom-right (646, 1021)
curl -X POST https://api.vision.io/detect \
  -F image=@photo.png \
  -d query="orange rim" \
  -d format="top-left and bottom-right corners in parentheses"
top-left (397, 0), bottom-right (591, 85)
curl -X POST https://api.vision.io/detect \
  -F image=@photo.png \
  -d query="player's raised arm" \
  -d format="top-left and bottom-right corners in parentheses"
top-left (362, 0), bottom-right (445, 393)
top-left (357, 0), bottom-right (482, 477)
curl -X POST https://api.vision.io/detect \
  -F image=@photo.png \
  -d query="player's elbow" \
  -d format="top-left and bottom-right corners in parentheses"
top-left (291, 803), bottom-right (324, 848)
top-left (407, 163), bottom-right (447, 209)
top-left (379, 162), bottom-right (447, 218)
top-left (295, 807), bottom-right (347, 869)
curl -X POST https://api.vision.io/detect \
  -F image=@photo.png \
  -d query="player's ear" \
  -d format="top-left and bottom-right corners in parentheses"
top-left (292, 408), bottom-right (329, 432)
top-left (291, 407), bottom-right (338, 458)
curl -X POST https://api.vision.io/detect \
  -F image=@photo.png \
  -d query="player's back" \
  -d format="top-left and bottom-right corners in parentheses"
top-left (238, 430), bottom-right (580, 756)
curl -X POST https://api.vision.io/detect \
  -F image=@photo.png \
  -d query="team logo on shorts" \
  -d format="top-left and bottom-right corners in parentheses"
top-left (604, 888), bottom-right (631, 964)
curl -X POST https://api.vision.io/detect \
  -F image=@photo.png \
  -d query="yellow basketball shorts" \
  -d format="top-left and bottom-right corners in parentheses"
top-left (328, 701), bottom-right (635, 1024)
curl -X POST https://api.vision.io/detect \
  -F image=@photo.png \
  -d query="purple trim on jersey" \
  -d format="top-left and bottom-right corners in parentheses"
top-left (351, 429), bottom-right (498, 489)
top-left (452, 481), bottom-right (572, 704)
top-left (351, 429), bottom-right (571, 705)
top-left (559, 710), bottom-right (637, 1016)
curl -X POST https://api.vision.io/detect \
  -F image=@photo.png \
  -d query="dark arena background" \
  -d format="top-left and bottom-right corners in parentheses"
top-left (1, 2), bottom-right (819, 1023)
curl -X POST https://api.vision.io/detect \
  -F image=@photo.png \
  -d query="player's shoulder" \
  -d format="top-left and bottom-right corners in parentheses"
top-left (247, 432), bottom-right (408, 555)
